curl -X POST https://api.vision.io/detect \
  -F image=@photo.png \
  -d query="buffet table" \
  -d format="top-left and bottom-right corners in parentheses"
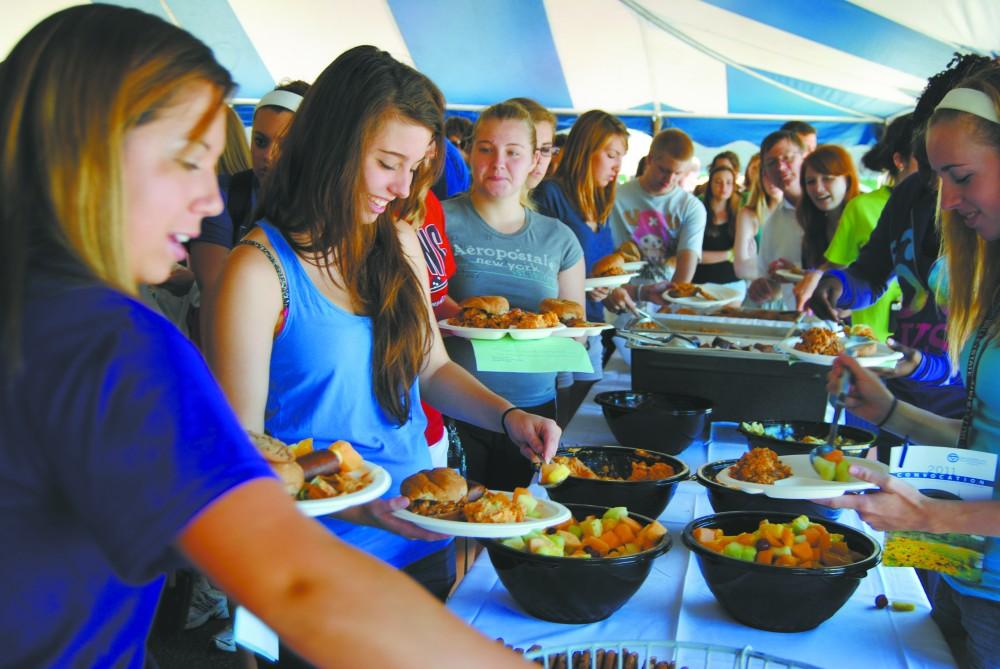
top-left (447, 352), bottom-right (957, 668)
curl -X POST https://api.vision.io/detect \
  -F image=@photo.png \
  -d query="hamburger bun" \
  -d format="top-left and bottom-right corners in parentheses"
top-left (272, 461), bottom-right (306, 496)
top-left (459, 295), bottom-right (510, 315)
top-left (591, 252), bottom-right (625, 278)
top-left (400, 468), bottom-right (469, 519)
top-left (617, 240), bottom-right (642, 262)
top-left (539, 298), bottom-right (584, 324)
top-left (249, 431), bottom-right (295, 464)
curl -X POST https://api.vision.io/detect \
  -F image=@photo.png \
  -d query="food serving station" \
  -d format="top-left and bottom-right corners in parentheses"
top-left (446, 346), bottom-right (956, 668)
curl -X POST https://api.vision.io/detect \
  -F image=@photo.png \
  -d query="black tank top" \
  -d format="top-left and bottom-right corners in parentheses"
top-left (702, 220), bottom-right (735, 252)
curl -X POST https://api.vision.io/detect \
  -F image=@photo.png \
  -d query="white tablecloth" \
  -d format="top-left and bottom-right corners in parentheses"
top-left (447, 354), bottom-right (957, 668)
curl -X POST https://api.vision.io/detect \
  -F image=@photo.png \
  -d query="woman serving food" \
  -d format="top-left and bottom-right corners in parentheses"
top-left (208, 49), bottom-right (560, 602)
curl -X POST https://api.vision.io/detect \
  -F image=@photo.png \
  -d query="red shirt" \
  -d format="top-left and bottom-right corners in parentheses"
top-left (416, 191), bottom-right (456, 445)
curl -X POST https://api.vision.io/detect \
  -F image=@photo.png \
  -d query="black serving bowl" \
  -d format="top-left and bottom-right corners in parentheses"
top-left (546, 446), bottom-right (689, 520)
top-left (737, 420), bottom-right (875, 458)
top-left (695, 459), bottom-right (843, 521)
top-left (595, 390), bottom-right (713, 456)
top-left (481, 503), bottom-right (671, 623)
top-left (683, 511), bottom-right (881, 632)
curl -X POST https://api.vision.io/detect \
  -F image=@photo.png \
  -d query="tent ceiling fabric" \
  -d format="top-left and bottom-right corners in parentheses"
top-left (3, 0), bottom-right (995, 147)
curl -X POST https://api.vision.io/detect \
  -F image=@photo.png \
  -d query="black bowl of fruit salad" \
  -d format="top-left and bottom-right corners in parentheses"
top-left (683, 511), bottom-right (881, 632)
top-left (541, 445), bottom-right (689, 520)
top-left (480, 503), bottom-right (672, 623)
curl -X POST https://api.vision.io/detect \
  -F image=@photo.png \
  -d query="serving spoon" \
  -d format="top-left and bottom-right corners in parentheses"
top-left (809, 336), bottom-right (872, 468)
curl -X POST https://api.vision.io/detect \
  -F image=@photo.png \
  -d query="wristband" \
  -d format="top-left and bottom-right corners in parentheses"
top-left (875, 397), bottom-right (898, 428)
top-left (500, 406), bottom-right (520, 440)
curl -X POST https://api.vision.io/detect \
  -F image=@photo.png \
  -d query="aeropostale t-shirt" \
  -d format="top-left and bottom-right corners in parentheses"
top-left (443, 194), bottom-right (582, 406)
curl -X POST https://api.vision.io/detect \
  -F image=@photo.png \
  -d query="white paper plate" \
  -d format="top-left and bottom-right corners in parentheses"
top-left (775, 268), bottom-right (809, 283)
top-left (622, 260), bottom-right (647, 272)
top-left (295, 464), bottom-right (391, 516)
top-left (391, 492), bottom-right (572, 538)
top-left (716, 454), bottom-right (887, 499)
top-left (777, 336), bottom-right (903, 367)
top-left (584, 272), bottom-right (639, 291)
top-left (661, 283), bottom-right (744, 310)
top-left (551, 322), bottom-right (614, 338)
top-left (438, 319), bottom-right (566, 341)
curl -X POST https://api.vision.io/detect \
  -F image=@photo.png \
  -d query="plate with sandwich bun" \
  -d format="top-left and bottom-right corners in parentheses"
top-left (585, 252), bottom-right (639, 291)
top-left (249, 432), bottom-right (391, 517)
top-left (439, 296), bottom-right (566, 340)
top-left (661, 282), bottom-right (743, 310)
top-left (540, 298), bottom-right (614, 337)
top-left (777, 324), bottom-right (902, 367)
top-left (392, 467), bottom-right (571, 538)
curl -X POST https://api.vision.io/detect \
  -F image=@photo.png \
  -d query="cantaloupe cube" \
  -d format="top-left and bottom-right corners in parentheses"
top-left (619, 516), bottom-right (643, 533)
top-left (638, 521), bottom-right (667, 549)
top-left (582, 535), bottom-right (610, 556)
top-left (613, 523), bottom-right (636, 543)
top-left (600, 530), bottom-right (623, 550)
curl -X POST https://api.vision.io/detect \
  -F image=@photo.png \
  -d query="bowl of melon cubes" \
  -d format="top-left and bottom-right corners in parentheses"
top-left (480, 503), bottom-right (672, 623)
top-left (682, 511), bottom-right (881, 632)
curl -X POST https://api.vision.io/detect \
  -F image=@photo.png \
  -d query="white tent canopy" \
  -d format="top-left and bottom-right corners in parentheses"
top-left (4, 0), bottom-right (997, 149)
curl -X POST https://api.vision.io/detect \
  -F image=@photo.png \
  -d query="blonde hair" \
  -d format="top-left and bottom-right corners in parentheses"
top-left (217, 105), bottom-right (252, 176)
top-left (1, 5), bottom-right (231, 357)
top-left (470, 101), bottom-right (537, 208)
top-left (935, 67), bottom-right (1000, 365)
top-left (552, 110), bottom-right (628, 224)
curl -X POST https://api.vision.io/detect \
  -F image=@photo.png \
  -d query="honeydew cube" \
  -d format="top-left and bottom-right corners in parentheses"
top-left (579, 518), bottom-right (603, 538)
top-left (502, 536), bottom-right (526, 551)
top-left (557, 530), bottom-right (582, 551)
top-left (602, 506), bottom-right (629, 521)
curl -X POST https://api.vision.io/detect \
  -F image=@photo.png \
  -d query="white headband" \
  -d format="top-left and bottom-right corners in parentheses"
top-left (256, 90), bottom-right (303, 113)
top-left (935, 87), bottom-right (1000, 124)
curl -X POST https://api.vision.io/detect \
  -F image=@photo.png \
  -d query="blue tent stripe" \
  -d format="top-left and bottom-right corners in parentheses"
top-left (663, 117), bottom-right (877, 149)
top-left (726, 66), bottom-right (854, 116)
top-left (388, 0), bottom-right (573, 108)
top-left (112, 0), bottom-right (275, 98)
top-left (747, 68), bottom-right (906, 118)
top-left (703, 0), bottom-right (956, 81)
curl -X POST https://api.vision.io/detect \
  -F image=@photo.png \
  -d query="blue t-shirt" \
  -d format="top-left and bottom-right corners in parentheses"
top-left (442, 194), bottom-right (583, 406)
top-left (431, 139), bottom-right (471, 201)
top-left (533, 179), bottom-right (615, 321)
top-left (946, 336), bottom-right (1000, 602)
top-left (1, 269), bottom-right (272, 668)
top-left (257, 223), bottom-right (443, 569)
top-left (194, 170), bottom-right (258, 249)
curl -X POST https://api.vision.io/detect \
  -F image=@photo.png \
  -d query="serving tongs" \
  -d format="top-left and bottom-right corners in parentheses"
top-left (809, 336), bottom-right (873, 466)
top-left (618, 328), bottom-right (699, 350)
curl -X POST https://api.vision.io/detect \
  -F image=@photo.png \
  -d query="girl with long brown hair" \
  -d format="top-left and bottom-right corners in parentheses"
top-left (209, 46), bottom-right (559, 597)
top-left (693, 164), bottom-right (741, 284)
top-left (0, 7), bottom-right (528, 668)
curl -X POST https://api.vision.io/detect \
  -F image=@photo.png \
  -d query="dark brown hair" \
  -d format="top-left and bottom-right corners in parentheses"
top-left (259, 45), bottom-right (444, 424)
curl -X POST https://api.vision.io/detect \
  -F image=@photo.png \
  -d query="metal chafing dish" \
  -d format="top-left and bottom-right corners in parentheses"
top-left (620, 309), bottom-right (829, 422)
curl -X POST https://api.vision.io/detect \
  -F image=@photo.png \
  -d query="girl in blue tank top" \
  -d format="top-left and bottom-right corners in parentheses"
top-left (208, 47), bottom-right (561, 580)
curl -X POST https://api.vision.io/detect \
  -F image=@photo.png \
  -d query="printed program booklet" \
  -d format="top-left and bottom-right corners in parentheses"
top-left (884, 444), bottom-right (997, 581)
